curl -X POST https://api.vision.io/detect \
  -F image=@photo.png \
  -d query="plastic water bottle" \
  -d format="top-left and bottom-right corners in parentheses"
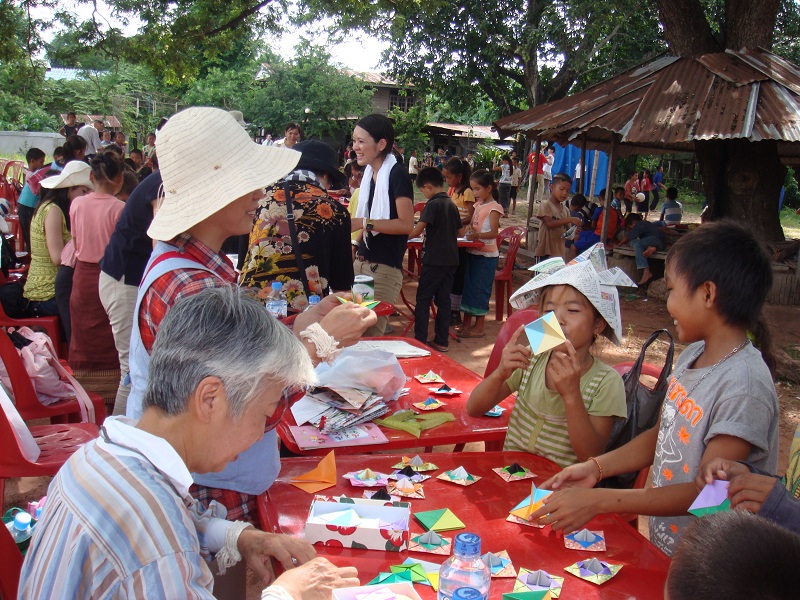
top-left (6, 511), bottom-right (33, 545)
top-left (265, 282), bottom-right (287, 319)
top-left (306, 294), bottom-right (321, 311)
top-left (438, 533), bottom-right (491, 600)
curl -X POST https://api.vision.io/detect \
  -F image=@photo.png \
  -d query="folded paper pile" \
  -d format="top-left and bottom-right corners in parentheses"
top-left (376, 411), bottom-right (455, 438)
top-left (389, 466), bottom-right (431, 482)
top-left (337, 295), bottom-right (381, 310)
top-left (511, 568), bottom-right (564, 598)
top-left (485, 404), bottom-right (506, 417)
top-left (413, 397), bottom-right (446, 411)
top-left (392, 455), bottom-right (438, 472)
top-left (507, 483), bottom-right (551, 527)
top-left (414, 508), bottom-right (465, 532)
top-left (387, 476), bottom-right (425, 499)
top-left (413, 371), bottom-right (445, 384)
top-left (428, 384), bottom-right (462, 395)
top-left (564, 558), bottom-right (622, 585)
top-left (363, 489), bottom-right (397, 501)
top-left (408, 529), bottom-right (452, 556)
top-left (564, 528), bottom-right (606, 552)
top-left (399, 557), bottom-right (441, 590)
top-left (437, 466), bottom-right (480, 486)
top-left (481, 550), bottom-right (516, 578)
top-left (493, 463), bottom-right (535, 483)
top-left (344, 468), bottom-right (390, 487)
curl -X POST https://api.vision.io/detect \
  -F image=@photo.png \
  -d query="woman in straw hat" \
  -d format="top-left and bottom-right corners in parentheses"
top-left (23, 162), bottom-right (93, 322)
top-left (125, 107), bottom-right (375, 560)
top-left (20, 287), bottom-right (359, 599)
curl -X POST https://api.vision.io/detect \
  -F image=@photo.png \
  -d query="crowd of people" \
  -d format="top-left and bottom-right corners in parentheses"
top-left (5, 107), bottom-right (797, 599)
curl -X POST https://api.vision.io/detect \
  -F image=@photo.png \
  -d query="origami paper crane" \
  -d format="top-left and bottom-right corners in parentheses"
top-left (428, 384), bottom-right (463, 395)
top-left (413, 371), bottom-right (445, 384)
top-left (408, 530), bottom-right (452, 556)
top-left (564, 529), bottom-right (606, 552)
top-left (485, 405), bottom-right (506, 417)
top-left (343, 468), bottom-right (390, 487)
top-left (514, 568), bottom-right (563, 598)
top-left (524, 312), bottom-right (566, 356)
top-left (387, 477), bottom-right (425, 499)
top-left (367, 570), bottom-right (414, 585)
top-left (289, 450), bottom-right (336, 493)
top-left (389, 563), bottom-right (428, 583)
top-left (481, 550), bottom-right (516, 578)
top-left (318, 509), bottom-right (362, 527)
top-left (564, 558), bottom-right (622, 585)
top-left (414, 508), bottom-right (465, 532)
top-left (401, 557), bottom-right (442, 590)
top-left (392, 456), bottom-right (438, 472)
top-left (363, 489), bottom-right (399, 502)
top-left (337, 295), bottom-right (381, 310)
top-left (688, 479), bottom-right (731, 517)
top-left (508, 483), bottom-right (552, 524)
top-left (389, 467), bottom-right (431, 483)
top-left (493, 463), bottom-right (536, 483)
top-left (436, 466), bottom-right (481, 486)
top-left (413, 397), bottom-right (447, 411)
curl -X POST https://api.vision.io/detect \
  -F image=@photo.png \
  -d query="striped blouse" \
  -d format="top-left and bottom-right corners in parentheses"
top-left (504, 351), bottom-right (627, 467)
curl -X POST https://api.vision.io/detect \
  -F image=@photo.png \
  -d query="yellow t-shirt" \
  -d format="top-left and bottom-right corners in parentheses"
top-left (504, 351), bottom-right (627, 467)
top-left (450, 187), bottom-right (475, 223)
top-left (348, 189), bottom-right (361, 241)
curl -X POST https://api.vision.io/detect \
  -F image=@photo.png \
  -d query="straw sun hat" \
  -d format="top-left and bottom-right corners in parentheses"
top-left (148, 107), bottom-right (301, 241)
top-left (40, 161), bottom-right (94, 191)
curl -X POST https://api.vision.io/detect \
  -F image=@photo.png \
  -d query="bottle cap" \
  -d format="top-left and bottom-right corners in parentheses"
top-left (13, 512), bottom-right (32, 531)
top-left (271, 281), bottom-right (282, 290)
top-left (453, 588), bottom-right (483, 600)
top-left (453, 532), bottom-right (481, 557)
top-left (308, 294), bottom-right (321, 305)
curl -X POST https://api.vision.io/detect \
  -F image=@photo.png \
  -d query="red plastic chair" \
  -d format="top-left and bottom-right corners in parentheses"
top-left (0, 522), bottom-right (23, 600)
top-left (0, 304), bottom-right (66, 359)
top-left (0, 400), bottom-right (99, 507)
top-left (2, 161), bottom-right (25, 206)
top-left (0, 331), bottom-right (105, 424)
top-left (484, 308), bottom-right (539, 377)
top-left (493, 226), bottom-right (526, 321)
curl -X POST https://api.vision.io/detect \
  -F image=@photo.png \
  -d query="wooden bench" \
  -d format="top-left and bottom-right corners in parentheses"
top-left (609, 245), bottom-right (668, 281)
top-left (611, 246), bottom-right (668, 261)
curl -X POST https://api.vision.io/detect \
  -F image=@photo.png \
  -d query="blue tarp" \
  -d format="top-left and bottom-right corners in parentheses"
top-left (544, 143), bottom-right (609, 196)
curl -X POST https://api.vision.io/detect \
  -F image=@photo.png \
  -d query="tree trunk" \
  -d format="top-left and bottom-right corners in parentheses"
top-left (655, 0), bottom-right (719, 56)
top-left (695, 139), bottom-right (785, 242)
top-left (725, 0), bottom-right (780, 50)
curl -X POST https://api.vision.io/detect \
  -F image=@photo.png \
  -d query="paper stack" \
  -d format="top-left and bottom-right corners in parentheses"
top-left (291, 386), bottom-right (390, 433)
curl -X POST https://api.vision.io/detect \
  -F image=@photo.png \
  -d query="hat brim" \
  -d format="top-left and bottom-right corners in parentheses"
top-left (296, 157), bottom-right (348, 190)
top-left (148, 143), bottom-right (300, 241)
top-left (40, 163), bottom-right (95, 191)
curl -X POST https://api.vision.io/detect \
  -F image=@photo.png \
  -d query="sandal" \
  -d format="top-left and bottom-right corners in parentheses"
top-left (459, 330), bottom-right (486, 339)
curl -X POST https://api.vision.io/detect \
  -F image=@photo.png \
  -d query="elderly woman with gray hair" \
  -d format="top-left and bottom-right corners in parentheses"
top-left (19, 286), bottom-right (359, 599)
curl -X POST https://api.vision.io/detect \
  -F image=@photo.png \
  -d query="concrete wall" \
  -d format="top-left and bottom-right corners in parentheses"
top-left (0, 132), bottom-right (65, 157)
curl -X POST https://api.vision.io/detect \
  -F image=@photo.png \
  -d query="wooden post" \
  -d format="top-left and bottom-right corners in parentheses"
top-left (601, 135), bottom-right (619, 243)
top-left (527, 138), bottom-right (541, 224)
top-left (580, 134), bottom-right (588, 195)
top-left (589, 149), bottom-right (600, 198)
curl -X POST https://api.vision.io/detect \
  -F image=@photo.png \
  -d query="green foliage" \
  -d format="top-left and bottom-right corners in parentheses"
top-left (183, 65), bottom-right (258, 109)
top-left (242, 42), bottom-right (373, 139)
top-left (388, 105), bottom-right (429, 153)
top-left (784, 167), bottom-right (799, 208)
top-left (471, 143), bottom-right (503, 171)
top-left (426, 91), bottom-right (499, 126)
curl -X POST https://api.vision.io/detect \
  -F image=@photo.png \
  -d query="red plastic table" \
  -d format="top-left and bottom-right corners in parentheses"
top-left (259, 451), bottom-right (669, 599)
top-left (277, 338), bottom-right (512, 456)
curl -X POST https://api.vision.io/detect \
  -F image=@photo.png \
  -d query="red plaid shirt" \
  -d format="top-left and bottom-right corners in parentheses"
top-left (138, 233), bottom-right (236, 353)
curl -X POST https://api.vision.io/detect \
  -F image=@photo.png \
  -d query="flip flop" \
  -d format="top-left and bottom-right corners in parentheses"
top-left (459, 330), bottom-right (486, 339)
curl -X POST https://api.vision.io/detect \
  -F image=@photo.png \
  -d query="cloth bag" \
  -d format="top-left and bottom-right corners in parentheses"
top-left (0, 327), bottom-right (95, 423)
top-left (599, 328), bottom-right (674, 489)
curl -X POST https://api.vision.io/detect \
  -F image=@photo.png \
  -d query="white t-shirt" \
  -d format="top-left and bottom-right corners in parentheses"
top-left (409, 155), bottom-right (419, 175)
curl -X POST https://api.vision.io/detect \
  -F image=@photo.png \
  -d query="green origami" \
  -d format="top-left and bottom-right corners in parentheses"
top-left (413, 508), bottom-right (465, 532)
top-left (367, 570), bottom-right (414, 585)
top-left (390, 563), bottom-right (428, 583)
top-left (502, 591), bottom-right (551, 600)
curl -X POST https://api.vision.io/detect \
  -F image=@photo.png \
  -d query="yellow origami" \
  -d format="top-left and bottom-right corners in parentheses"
top-left (509, 483), bottom-right (552, 521)
top-left (524, 312), bottom-right (566, 356)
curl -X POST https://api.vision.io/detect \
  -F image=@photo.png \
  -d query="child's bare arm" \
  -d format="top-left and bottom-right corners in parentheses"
top-left (467, 325), bottom-right (529, 417)
top-left (539, 215), bottom-right (582, 229)
top-left (410, 220), bottom-right (427, 239)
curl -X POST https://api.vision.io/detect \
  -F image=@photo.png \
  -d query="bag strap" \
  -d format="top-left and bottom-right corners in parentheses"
top-left (283, 181), bottom-right (312, 299)
top-left (628, 328), bottom-right (674, 391)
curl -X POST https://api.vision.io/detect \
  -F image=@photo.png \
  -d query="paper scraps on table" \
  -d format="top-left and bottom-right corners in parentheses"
top-left (481, 550), bottom-right (516, 578)
top-left (493, 463), bottom-right (535, 483)
top-left (413, 371), bottom-right (445, 384)
top-left (513, 568), bottom-right (564, 598)
top-left (387, 477), bottom-right (425, 499)
top-left (413, 397), bottom-right (447, 411)
top-left (363, 489), bottom-right (400, 502)
top-left (337, 295), bottom-right (381, 310)
top-left (564, 558), bottom-right (622, 585)
top-left (507, 483), bottom-right (551, 527)
top-left (392, 456), bottom-right (438, 472)
top-left (427, 384), bottom-right (463, 395)
top-left (688, 479), bottom-right (731, 517)
top-left (343, 468), bottom-right (390, 487)
top-left (414, 508), bottom-right (465, 532)
top-left (408, 529), bottom-right (452, 556)
top-left (389, 466), bottom-right (431, 483)
top-left (524, 311), bottom-right (567, 356)
top-left (401, 557), bottom-right (442, 590)
top-left (564, 529), bottom-right (606, 552)
top-left (437, 466), bottom-right (481, 486)
top-left (485, 405), bottom-right (506, 417)
top-left (289, 450), bottom-right (337, 493)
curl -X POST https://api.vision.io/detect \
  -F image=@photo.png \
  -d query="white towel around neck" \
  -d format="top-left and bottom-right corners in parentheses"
top-left (355, 153), bottom-right (397, 235)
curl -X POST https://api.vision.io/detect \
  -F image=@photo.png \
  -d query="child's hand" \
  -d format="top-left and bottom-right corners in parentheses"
top-left (541, 459), bottom-right (600, 490)
top-left (546, 340), bottom-right (582, 401)
top-left (696, 457), bottom-right (751, 489)
top-left (570, 217), bottom-right (582, 226)
top-left (728, 472), bottom-right (778, 513)
top-left (496, 325), bottom-right (532, 380)
top-left (531, 487), bottom-right (598, 533)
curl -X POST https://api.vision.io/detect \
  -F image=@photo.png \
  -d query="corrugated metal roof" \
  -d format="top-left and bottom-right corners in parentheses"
top-left (494, 49), bottom-right (800, 155)
top-left (426, 122), bottom-right (499, 139)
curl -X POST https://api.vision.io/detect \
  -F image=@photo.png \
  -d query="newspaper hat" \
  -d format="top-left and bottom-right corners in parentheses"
top-left (148, 107), bottom-right (301, 241)
top-left (510, 243), bottom-right (636, 345)
top-left (40, 161), bottom-right (94, 191)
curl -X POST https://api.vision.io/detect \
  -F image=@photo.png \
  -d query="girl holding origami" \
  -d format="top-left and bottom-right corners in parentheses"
top-left (530, 222), bottom-right (779, 557)
top-left (466, 250), bottom-right (627, 468)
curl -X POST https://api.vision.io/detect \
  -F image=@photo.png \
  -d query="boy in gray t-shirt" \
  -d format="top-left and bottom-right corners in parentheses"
top-left (649, 341), bottom-right (778, 555)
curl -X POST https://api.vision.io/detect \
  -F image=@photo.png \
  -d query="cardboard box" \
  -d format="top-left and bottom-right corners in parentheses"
top-left (332, 582), bottom-right (423, 600)
top-left (304, 495), bottom-right (410, 552)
